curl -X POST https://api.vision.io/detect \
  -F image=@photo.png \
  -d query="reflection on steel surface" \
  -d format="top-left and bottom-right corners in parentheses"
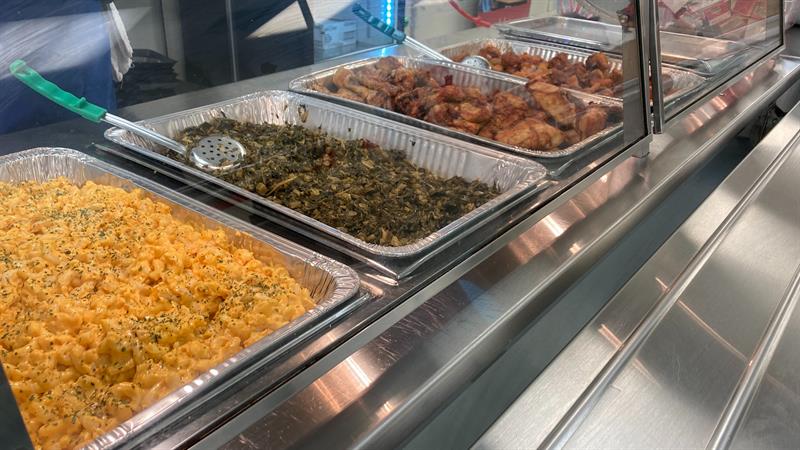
top-left (676, 300), bottom-right (747, 363)
top-left (596, 324), bottom-right (659, 387)
top-left (545, 112), bottom-right (800, 448)
top-left (518, 76), bottom-right (800, 449)
top-left (542, 216), bottom-right (567, 238)
top-left (477, 56), bottom-right (800, 450)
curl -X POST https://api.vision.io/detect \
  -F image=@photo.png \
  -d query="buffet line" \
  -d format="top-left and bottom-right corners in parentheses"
top-left (0, 24), bottom-right (743, 449)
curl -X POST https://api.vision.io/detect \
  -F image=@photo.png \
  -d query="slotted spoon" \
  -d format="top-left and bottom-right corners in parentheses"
top-left (9, 60), bottom-right (246, 172)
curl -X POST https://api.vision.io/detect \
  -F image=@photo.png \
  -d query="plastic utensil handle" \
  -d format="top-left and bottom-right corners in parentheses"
top-left (9, 59), bottom-right (107, 123)
top-left (352, 3), bottom-right (406, 42)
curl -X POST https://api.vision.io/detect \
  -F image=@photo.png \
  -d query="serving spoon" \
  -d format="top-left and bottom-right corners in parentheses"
top-left (351, 4), bottom-right (491, 70)
top-left (9, 60), bottom-right (246, 172)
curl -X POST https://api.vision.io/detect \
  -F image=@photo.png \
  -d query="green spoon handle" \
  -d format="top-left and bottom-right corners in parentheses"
top-left (9, 59), bottom-right (107, 122)
top-left (9, 59), bottom-right (186, 155)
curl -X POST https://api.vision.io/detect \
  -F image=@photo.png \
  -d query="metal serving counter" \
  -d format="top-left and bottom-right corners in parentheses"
top-left (478, 62), bottom-right (800, 450)
top-left (1, 27), bottom-right (800, 450)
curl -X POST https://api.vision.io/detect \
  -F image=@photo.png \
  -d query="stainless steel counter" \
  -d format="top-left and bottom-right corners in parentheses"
top-left (191, 51), bottom-right (800, 450)
top-left (477, 53), bottom-right (800, 450)
top-left (1, 27), bottom-right (799, 450)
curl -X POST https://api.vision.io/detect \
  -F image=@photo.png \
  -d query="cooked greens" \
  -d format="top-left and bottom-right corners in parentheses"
top-left (177, 118), bottom-right (501, 246)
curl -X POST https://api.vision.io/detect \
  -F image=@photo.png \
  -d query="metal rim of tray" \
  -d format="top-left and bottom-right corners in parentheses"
top-left (494, 16), bottom-right (622, 52)
top-left (104, 90), bottom-right (549, 262)
top-left (0, 147), bottom-right (361, 450)
top-left (288, 56), bottom-right (623, 160)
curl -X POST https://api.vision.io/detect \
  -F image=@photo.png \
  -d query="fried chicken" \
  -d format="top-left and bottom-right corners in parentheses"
top-left (375, 56), bottom-right (403, 72)
top-left (489, 91), bottom-right (530, 129)
top-left (586, 52), bottom-right (611, 72)
top-left (458, 46), bottom-right (636, 98)
top-left (495, 118), bottom-right (564, 150)
top-left (527, 82), bottom-right (577, 127)
top-left (312, 57), bottom-right (614, 152)
top-left (332, 68), bottom-right (371, 98)
top-left (419, 85), bottom-right (492, 132)
top-left (576, 106), bottom-right (608, 140)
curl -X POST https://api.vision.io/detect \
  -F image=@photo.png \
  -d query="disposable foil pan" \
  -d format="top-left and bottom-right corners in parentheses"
top-left (289, 56), bottom-right (623, 159)
top-left (495, 16), bottom-right (623, 52)
top-left (105, 90), bottom-right (548, 263)
top-left (437, 38), bottom-right (705, 105)
top-left (495, 16), bottom-right (747, 76)
top-left (716, 16), bottom-right (780, 46)
top-left (0, 148), bottom-right (360, 449)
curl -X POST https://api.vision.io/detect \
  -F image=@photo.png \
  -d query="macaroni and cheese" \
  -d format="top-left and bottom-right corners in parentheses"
top-left (0, 178), bottom-right (315, 449)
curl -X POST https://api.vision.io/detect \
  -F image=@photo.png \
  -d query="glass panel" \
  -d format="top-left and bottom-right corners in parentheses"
top-left (655, 0), bottom-right (783, 118)
top-left (0, 0), bottom-right (648, 155)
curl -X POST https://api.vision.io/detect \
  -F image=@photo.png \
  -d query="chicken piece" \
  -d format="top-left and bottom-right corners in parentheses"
top-left (334, 88), bottom-right (366, 102)
top-left (520, 53), bottom-right (543, 66)
top-left (530, 110), bottom-right (550, 122)
top-left (588, 69), bottom-right (608, 84)
top-left (527, 82), bottom-right (577, 127)
top-left (479, 45), bottom-right (502, 60)
top-left (515, 62), bottom-right (551, 83)
top-left (575, 106), bottom-right (608, 140)
top-left (425, 103), bottom-right (457, 126)
top-left (331, 67), bottom-right (354, 90)
top-left (414, 69), bottom-right (440, 88)
top-left (395, 87), bottom-right (435, 118)
top-left (500, 51), bottom-right (522, 71)
top-left (358, 67), bottom-right (401, 96)
top-left (392, 67), bottom-right (417, 91)
top-left (438, 84), bottom-right (467, 102)
top-left (365, 89), bottom-right (394, 109)
top-left (551, 65), bottom-right (578, 86)
top-left (478, 124), bottom-right (498, 139)
top-left (494, 118), bottom-right (564, 150)
top-left (490, 91), bottom-right (530, 128)
top-left (572, 65), bottom-right (590, 89)
top-left (462, 87), bottom-right (486, 102)
top-left (458, 101), bottom-right (492, 124)
top-left (451, 118), bottom-right (484, 134)
top-left (550, 53), bottom-right (571, 69)
top-left (314, 80), bottom-right (365, 102)
top-left (332, 68), bottom-right (372, 99)
top-left (588, 78), bottom-right (614, 94)
top-left (565, 74), bottom-right (581, 90)
top-left (610, 68), bottom-right (623, 85)
top-left (585, 52), bottom-right (611, 72)
top-left (311, 81), bottom-right (333, 94)
top-left (564, 129), bottom-right (580, 145)
top-left (375, 56), bottom-right (403, 73)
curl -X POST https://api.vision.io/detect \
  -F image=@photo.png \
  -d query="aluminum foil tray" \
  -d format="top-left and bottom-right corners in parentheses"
top-left (105, 90), bottom-right (548, 264)
top-left (289, 56), bottom-right (622, 159)
top-left (437, 38), bottom-right (705, 106)
top-left (659, 31), bottom-right (749, 75)
top-left (495, 16), bottom-right (747, 76)
top-left (495, 16), bottom-right (623, 52)
top-left (0, 148), bottom-right (360, 449)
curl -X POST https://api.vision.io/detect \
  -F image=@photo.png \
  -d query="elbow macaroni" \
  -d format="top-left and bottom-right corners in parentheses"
top-left (0, 179), bottom-right (315, 449)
